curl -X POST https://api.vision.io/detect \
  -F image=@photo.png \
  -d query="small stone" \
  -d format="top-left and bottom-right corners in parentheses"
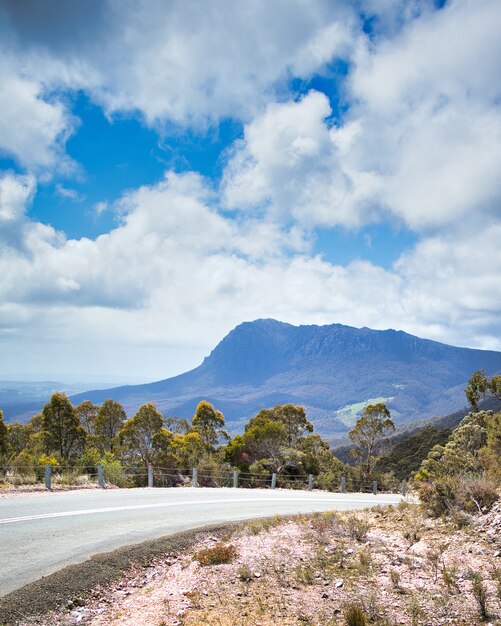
top-left (254, 572), bottom-right (261, 578)
top-left (335, 579), bottom-right (344, 588)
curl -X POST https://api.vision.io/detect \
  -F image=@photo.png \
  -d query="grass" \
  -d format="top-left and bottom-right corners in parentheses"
top-left (344, 603), bottom-right (368, 626)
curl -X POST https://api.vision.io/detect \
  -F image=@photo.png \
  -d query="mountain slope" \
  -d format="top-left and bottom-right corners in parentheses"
top-left (66, 319), bottom-right (501, 437)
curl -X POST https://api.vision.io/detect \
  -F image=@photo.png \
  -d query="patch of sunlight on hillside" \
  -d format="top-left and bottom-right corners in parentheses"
top-left (333, 396), bottom-right (395, 427)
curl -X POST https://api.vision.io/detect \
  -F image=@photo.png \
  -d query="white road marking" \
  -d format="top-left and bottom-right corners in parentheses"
top-left (0, 495), bottom-right (391, 525)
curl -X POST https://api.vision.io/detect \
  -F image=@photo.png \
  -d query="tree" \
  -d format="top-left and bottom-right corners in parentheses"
top-left (170, 431), bottom-right (206, 468)
top-left (226, 404), bottom-right (320, 474)
top-left (191, 401), bottom-right (229, 451)
top-left (94, 399), bottom-right (127, 451)
top-left (465, 370), bottom-right (501, 411)
top-left (349, 402), bottom-right (395, 483)
top-left (119, 403), bottom-right (172, 466)
top-left (273, 404), bottom-right (313, 447)
top-left (41, 393), bottom-right (86, 461)
top-left (76, 401), bottom-right (99, 435)
top-left (0, 409), bottom-right (8, 458)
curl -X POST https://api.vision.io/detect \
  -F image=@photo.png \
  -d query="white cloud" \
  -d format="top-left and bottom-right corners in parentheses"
top-left (87, 0), bottom-right (357, 126)
top-left (0, 170), bottom-right (499, 380)
top-left (0, 0), bottom-right (500, 379)
top-left (0, 55), bottom-right (79, 173)
top-left (344, 0), bottom-right (501, 229)
top-left (222, 91), bottom-right (365, 228)
top-left (0, 172), bottom-right (35, 223)
top-left (55, 184), bottom-right (84, 202)
top-left (222, 0), bottom-right (501, 233)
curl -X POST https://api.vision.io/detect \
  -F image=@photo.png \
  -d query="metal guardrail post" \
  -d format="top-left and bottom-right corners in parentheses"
top-left (372, 480), bottom-right (378, 495)
top-left (97, 464), bottom-right (105, 488)
top-left (233, 470), bottom-right (238, 488)
top-left (192, 468), bottom-right (198, 488)
top-left (44, 465), bottom-right (51, 490)
top-left (401, 479), bottom-right (407, 496)
top-left (341, 476), bottom-right (346, 493)
top-left (307, 474), bottom-right (313, 491)
top-left (148, 464), bottom-right (153, 488)
top-left (271, 473), bottom-right (277, 489)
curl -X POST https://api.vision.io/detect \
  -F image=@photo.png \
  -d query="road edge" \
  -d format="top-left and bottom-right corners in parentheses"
top-left (0, 520), bottom-right (242, 626)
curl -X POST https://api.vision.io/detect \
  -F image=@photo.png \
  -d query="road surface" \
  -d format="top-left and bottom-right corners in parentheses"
top-left (0, 487), bottom-right (403, 596)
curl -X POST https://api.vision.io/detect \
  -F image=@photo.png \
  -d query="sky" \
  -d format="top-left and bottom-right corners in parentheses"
top-left (0, 0), bottom-right (500, 384)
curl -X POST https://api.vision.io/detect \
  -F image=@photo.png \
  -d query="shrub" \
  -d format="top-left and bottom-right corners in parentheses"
top-left (194, 543), bottom-right (237, 566)
top-left (344, 603), bottom-right (367, 626)
top-left (237, 563), bottom-right (252, 582)
top-left (463, 477), bottom-right (498, 513)
top-left (469, 571), bottom-right (489, 620)
top-left (344, 514), bottom-right (369, 541)
top-left (418, 476), bottom-right (458, 517)
top-left (419, 475), bottom-right (499, 517)
top-left (101, 453), bottom-right (129, 488)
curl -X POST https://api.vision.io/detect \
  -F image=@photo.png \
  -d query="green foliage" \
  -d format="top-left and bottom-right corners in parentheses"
top-left (191, 401), bottom-right (229, 451)
top-left (225, 403), bottom-right (335, 481)
top-left (377, 427), bottom-right (452, 480)
top-left (170, 431), bottom-right (205, 468)
top-left (77, 446), bottom-right (102, 473)
top-left (94, 399), bottom-right (126, 452)
top-left (41, 393), bottom-right (86, 461)
top-left (415, 411), bottom-right (493, 483)
top-left (419, 475), bottom-right (498, 517)
top-left (193, 543), bottom-right (237, 566)
top-left (101, 452), bottom-right (129, 487)
top-left (480, 411), bottom-right (501, 480)
top-left (344, 603), bottom-right (368, 626)
top-left (76, 401), bottom-right (99, 435)
top-left (349, 402), bottom-right (395, 481)
top-left (120, 402), bottom-right (171, 466)
top-left (465, 369), bottom-right (501, 410)
top-left (468, 571), bottom-right (489, 620)
top-left (0, 409), bottom-right (8, 458)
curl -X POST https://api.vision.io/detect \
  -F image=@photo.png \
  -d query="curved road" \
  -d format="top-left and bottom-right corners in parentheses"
top-left (0, 487), bottom-right (403, 596)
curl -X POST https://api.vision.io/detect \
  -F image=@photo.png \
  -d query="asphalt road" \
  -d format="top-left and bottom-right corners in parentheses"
top-left (0, 487), bottom-right (403, 597)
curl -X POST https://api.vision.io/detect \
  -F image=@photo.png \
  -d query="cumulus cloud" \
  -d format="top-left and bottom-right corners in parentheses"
top-left (0, 0), bottom-right (500, 379)
top-left (0, 0), bottom-right (358, 133)
top-left (346, 0), bottom-right (501, 229)
top-left (222, 0), bottom-right (501, 233)
top-left (1, 169), bottom-right (499, 379)
top-left (0, 62), bottom-right (76, 172)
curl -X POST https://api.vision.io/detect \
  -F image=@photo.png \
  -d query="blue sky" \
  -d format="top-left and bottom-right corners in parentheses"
top-left (0, 0), bottom-right (500, 383)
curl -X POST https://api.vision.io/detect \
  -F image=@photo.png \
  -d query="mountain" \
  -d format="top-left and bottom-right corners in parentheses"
top-left (61, 319), bottom-right (501, 438)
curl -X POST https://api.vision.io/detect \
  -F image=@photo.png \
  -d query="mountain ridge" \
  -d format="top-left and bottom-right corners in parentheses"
top-left (68, 319), bottom-right (501, 437)
top-left (5, 319), bottom-right (501, 438)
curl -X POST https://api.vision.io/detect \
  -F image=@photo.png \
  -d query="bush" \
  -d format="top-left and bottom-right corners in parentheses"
top-left (419, 475), bottom-right (499, 517)
top-left (193, 543), bottom-right (237, 566)
top-left (101, 453), bottom-right (129, 488)
top-left (344, 514), bottom-right (369, 541)
top-left (344, 603), bottom-right (367, 626)
top-left (463, 477), bottom-right (498, 513)
top-left (419, 477), bottom-right (458, 517)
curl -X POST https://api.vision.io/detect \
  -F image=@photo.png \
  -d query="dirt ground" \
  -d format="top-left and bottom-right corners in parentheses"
top-left (2, 501), bottom-right (501, 626)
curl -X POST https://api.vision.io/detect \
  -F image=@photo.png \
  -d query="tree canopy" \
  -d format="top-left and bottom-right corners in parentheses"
top-left (465, 369), bottom-right (501, 411)
top-left (349, 402), bottom-right (395, 482)
top-left (41, 393), bottom-right (86, 461)
top-left (191, 401), bottom-right (229, 451)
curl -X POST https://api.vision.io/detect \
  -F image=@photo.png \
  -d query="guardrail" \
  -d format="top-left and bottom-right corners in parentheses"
top-left (0, 464), bottom-right (408, 495)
